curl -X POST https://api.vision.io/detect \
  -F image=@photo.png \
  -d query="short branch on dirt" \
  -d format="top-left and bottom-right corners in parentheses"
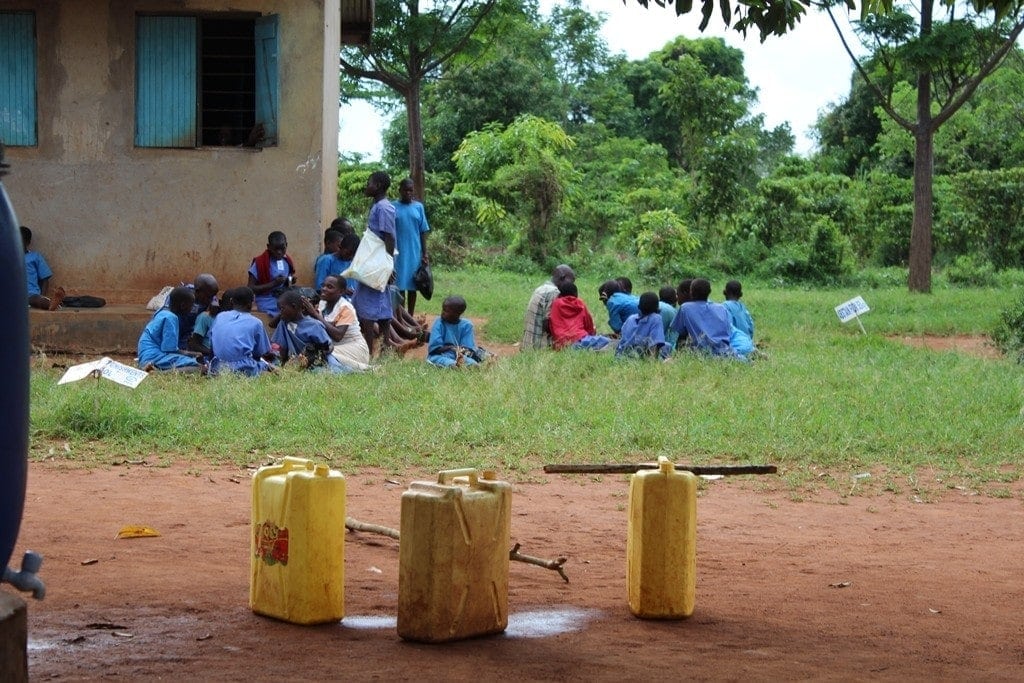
top-left (345, 516), bottom-right (569, 582)
top-left (509, 542), bottom-right (569, 583)
top-left (345, 516), bottom-right (400, 539)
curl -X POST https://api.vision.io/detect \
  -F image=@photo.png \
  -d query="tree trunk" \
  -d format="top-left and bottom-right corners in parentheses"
top-left (908, 0), bottom-right (934, 293)
top-left (908, 126), bottom-right (934, 293)
top-left (405, 80), bottom-right (426, 201)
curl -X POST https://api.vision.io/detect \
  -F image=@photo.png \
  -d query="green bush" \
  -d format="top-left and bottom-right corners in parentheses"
top-left (945, 254), bottom-right (997, 287)
top-left (992, 290), bottom-right (1024, 362)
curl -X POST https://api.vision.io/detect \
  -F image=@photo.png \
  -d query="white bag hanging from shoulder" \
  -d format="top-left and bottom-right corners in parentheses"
top-left (341, 229), bottom-right (393, 292)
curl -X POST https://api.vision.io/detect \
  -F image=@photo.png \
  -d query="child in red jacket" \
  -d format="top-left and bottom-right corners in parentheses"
top-left (548, 282), bottom-right (611, 351)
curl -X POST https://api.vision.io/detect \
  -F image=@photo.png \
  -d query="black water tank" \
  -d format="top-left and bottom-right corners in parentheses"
top-left (0, 148), bottom-right (29, 573)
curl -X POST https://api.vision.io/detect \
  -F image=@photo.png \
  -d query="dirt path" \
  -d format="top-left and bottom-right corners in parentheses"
top-left (13, 462), bottom-right (1024, 681)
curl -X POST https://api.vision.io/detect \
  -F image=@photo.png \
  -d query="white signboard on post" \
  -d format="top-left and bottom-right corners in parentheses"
top-left (834, 296), bottom-right (870, 334)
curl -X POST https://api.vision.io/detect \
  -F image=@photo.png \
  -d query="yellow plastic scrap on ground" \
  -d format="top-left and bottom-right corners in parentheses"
top-left (116, 525), bottom-right (161, 539)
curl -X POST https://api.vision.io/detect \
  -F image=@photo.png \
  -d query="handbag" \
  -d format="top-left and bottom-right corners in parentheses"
top-left (341, 230), bottom-right (393, 292)
top-left (413, 261), bottom-right (434, 300)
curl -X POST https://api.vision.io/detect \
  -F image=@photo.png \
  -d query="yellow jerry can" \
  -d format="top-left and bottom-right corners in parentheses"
top-left (250, 456), bottom-right (346, 625)
top-left (397, 468), bottom-right (512, 642)
top-left (627, 456), bottom-right (697, 619)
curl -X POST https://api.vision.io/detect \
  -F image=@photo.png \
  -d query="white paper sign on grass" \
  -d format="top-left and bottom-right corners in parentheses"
top-left (834, 295), bottom-right (870, 334)
top-left (57, 357), bottom-right (149, 389)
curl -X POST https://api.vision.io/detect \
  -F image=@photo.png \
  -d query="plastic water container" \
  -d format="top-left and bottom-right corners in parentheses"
top-left (397, 468), bottom-right (512, 642)
top-left (627, 456), bottom-right (697, 619)
top-left (250, 456), bottom-right (346, 625)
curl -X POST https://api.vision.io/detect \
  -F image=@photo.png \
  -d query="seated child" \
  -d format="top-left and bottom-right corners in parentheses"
top-left (670, 278), bottom-right (740, 359)
top-left (548, 282), bottom-right (610, 351)
top-left (314, 230), bottom-right (347, 290)
top-left (658, 285), bottom-right (678, 350)
top-left (272, 290), bottom-right (347, 373)
top-left (336, 233), bottom-right (360, 295)
top-left (427, 295), bottom-right (484, 368)
top-left (137, 286), bottom-right (203, 372)
top-left (209, 287), bottom-right (274, 376)
top-left (21, 226), bottom-right (63, 310)
top-left (247, 231), bottom-right (295, 316)
top-left (616, 292), bottom-right (669, 359)
top-left (598, 279), bottom-right (640, 336)
top-left (722, 279), bottom-right (755, 339)
top-left (188, 286), bottom-right (229, 362)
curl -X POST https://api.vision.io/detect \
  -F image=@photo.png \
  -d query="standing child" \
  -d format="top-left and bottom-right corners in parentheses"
top-left (616, 292), bottom-right (669, 359)
top-left (21, 226), bottom-right (63, 310)
top-left (247, 231), bottom-right (295, 316)
top-left (209, 287), bottom-right (274, 376)
top-left (392, 177), bottom-right (430, 315)
top-left (137, 286), bottom-right (203, 372)
top-left (548, 282), bottom-right (610, 350)
top-left (427, 295), bottom-right (484, 368)
top-left (350, 170), bottom-right (396, 357)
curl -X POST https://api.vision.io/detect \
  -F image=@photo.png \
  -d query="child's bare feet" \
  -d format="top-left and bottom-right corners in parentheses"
top-left (48, 287), bottom-right (66, 311)
top-left (142, 362), bottom-right (156, 372)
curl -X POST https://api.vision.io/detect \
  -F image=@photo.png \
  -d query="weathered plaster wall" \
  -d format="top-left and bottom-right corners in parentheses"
top-left (1, 0), bottom-right (340, 301)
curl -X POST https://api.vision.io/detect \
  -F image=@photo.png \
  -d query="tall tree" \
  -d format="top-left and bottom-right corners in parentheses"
top-left (828, 3), bottom-right (1024, 291)
top-left (634, 0), bottom-right (1024, 292)
top-left (339, 0), bottom-right (500, 199)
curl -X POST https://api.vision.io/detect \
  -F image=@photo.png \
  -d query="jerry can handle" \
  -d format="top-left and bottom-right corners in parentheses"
top-left (280, 456), bottom-right (312, 471)
top-left (437, 468), bottom-right (479, 486)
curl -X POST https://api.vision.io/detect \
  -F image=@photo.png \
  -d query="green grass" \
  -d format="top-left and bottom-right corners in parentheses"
top-left (27, 268), bottom-right (1024, 496)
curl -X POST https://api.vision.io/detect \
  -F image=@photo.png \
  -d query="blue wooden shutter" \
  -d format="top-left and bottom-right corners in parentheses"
top-left (135, 16), bottom-right (197, 147)
top-left (0, 12), bottom-right (38, 146)
top-left (254, 15), bottom-right (279, 145)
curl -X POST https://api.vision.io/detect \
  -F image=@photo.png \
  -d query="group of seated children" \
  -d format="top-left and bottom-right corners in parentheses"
top-left (545, 275), bottom-right (756, 361)
top-left (138, 278), bottom-right (374, 376)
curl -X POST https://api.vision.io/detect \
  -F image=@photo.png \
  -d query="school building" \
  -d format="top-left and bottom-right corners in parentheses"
top-left (0, 0), bottom-right (372, 302)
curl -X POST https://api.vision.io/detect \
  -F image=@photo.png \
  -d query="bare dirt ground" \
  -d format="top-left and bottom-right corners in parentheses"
top-left (13, 461), bottom-right (1024, 681)
top-left (14, 333), bottom-right (1022, 680)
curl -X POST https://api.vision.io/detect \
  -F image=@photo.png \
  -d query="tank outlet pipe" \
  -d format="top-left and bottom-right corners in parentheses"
top-left (1, 551), bottom-right (44, 599)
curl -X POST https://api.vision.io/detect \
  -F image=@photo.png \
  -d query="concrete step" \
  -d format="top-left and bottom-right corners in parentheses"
top-left (30, 305), bottom-right (152, 356)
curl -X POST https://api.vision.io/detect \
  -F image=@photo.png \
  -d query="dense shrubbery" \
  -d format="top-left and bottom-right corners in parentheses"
top-left (992, 290), bottom-right (1024, 362)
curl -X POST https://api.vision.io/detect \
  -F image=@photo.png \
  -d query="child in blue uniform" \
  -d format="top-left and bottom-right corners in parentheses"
top-left (598, 279), bottom-right (640, 335)
top-left (427, 295), bottom-right (482, 368)
top-left (616, 292), bottom-right (669, 359)
top-left (272, 290), bottom-right (346, 373)
top-left (21, 226), bottom-right (62, 310)
top-left (137, 286), bottom-right (203, 372)
top-left (209, 287), bottom-right (274, 376)
top-left (722, 280), bottom-right (755, 340)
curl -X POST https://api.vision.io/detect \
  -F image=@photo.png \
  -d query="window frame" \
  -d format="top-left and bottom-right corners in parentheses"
top-left (134, 12), bottom-right (278, 149)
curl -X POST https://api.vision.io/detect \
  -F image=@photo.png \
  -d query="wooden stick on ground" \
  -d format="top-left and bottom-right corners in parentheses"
top-left (543, 463), bottom-right (777, 476)
top-left (509, 543), bottom-right (569, 584)
top-left (345, 516), bottom-right (399, 540)
top-left (345, 516), bottom-right (570, 583)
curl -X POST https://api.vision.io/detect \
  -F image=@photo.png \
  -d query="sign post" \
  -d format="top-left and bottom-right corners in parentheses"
top-left (834, 296), bottom-right (870, 335)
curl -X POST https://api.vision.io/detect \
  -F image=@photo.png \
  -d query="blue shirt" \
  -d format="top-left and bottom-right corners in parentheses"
top-left (314, 253), bottom-right (350, 290)
top-left (210, 310), bottom-right (272, 374)
top-left (616, 312), bottom-right (668, 359)
top-left (248, 258), bottom-right (291, 316)
top-left (671, 301), bottom-right (737, 357)
top-left (723, 299), bottom-right (754, 339)
top-left (25, 250), bottom-right (53, 296)
top-left (604, 292), bottom-right (640, 334)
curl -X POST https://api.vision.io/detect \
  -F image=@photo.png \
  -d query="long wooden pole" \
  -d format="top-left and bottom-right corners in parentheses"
top-left (543, 463), bottom-right (777, 476)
